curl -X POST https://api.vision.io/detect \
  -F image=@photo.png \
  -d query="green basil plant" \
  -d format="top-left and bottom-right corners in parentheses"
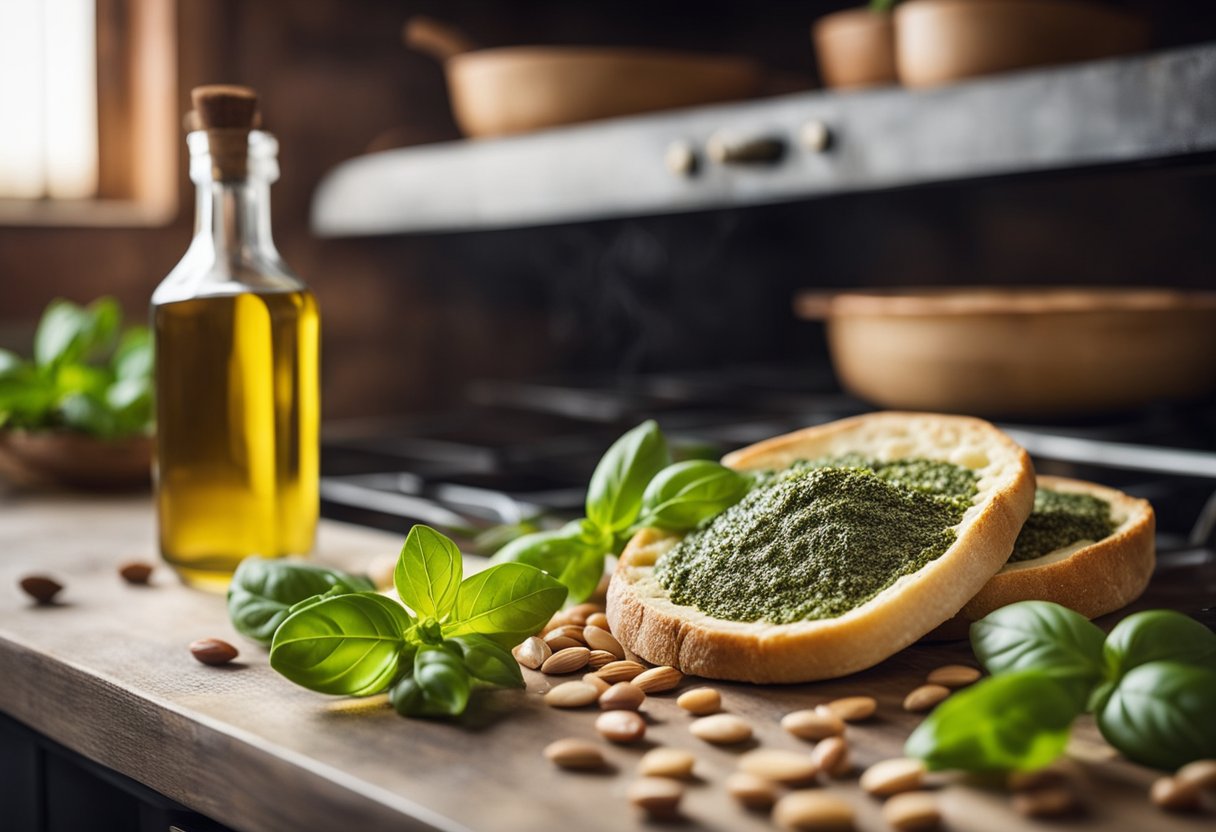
top-left (906, 601), bottom-right (1216, 772)
top-left (265, 525), bottom-right (567, 718)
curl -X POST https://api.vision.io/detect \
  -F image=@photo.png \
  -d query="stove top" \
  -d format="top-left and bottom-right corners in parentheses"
top-left (321, 367), bottom-right (1216, 555)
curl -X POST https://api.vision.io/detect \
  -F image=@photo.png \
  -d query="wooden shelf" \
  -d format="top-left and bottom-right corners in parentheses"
top-left (311, 43), bottom-right (1216, 236)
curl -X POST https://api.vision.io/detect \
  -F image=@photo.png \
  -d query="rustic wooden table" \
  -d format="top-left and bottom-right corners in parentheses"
top-left (0, 493), bottom-right (1210, 832)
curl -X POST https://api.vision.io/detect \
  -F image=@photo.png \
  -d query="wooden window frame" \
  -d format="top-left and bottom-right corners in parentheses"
top-left (0, 0), bottom-right (177, 227)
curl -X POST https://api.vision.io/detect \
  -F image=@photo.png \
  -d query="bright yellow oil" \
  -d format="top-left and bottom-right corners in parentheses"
top-left (154, 290), bottom-right (319, 591)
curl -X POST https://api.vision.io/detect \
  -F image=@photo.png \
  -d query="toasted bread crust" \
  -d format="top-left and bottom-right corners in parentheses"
top-left (928, 476), bottom-right (1155, 640)
top-left (606, 412), bottom-right (1035, 683)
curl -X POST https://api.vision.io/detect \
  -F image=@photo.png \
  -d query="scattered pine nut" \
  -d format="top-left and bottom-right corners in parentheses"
top-left (596, 709), bottom-right (647, 744)
top-left (596, 660), bottom-right (646, 684)
top-left (926, 664), bottom-right (981, 688)
top-left (628, 776), bottom-right (684, 819)
top-left (544, 738), bottom-right (605, 770)
top-left (690, 714), bottom-right (753, 745)
top-left (677, 687), bottom-right (721, 716)
top-left (544, 634), bottom-right (583, 652)
top-left (882, 791), bottom-right (941, 831)
top-left (810, 736), bottom-right (850, 778)
top-left (545, 681), bottom-right (601, 708)
top-left (903, 684), bottom-right (951, 712)
top-left (860, 758), bottom-right (925, 797)
top-left (583, 625), bottom-right (625, 659)
top-left (782, 709), bottom-right (845, 741)
top-left (633, 665), bottom-right (683, 694)
top-left (599, 682), bottom-right (645, 711)
top-left (726, 771), bottom-right (780, 810)
top-left (1176, 759), bottom-right (1216, 792)
top-left (1150, 777), bottom-right (1202, 812)
top-left (738, 749), bottom-right (819, 786)
top-left (582, 673), bottom-right (611, 695)
top-left (639, 747), bottom-right (696, 779)
top-left (548, 624), bottom-right (588, 645)
top-left (773, 790), bottom-right (855, 832)
top-left (817, 696), bottom-right (877, 722)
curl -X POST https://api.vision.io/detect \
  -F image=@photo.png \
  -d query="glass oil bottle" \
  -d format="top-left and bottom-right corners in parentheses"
top-left (152, 86), bottom-right (319, 590)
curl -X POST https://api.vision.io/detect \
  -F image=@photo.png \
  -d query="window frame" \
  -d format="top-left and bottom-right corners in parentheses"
top-left (0, 0), bottom-right (177, 227)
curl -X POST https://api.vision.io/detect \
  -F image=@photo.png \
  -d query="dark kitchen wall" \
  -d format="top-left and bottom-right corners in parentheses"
top-left (2, 1), bottom-right (1215, 421)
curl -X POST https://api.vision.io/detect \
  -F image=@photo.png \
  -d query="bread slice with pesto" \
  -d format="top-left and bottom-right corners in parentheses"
top-left (935, 475), bottom-right (1154, 636)
top-left (606, 412), bottom-right (1036, 684)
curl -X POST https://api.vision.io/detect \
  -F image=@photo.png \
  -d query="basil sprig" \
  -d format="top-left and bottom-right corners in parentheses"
top-left (907, 601), bottom-right (1216, 772)
top-left (227, 558), bottom-right (375, 645)
top-left (492, 421), bottom-right (751, 602)
top-left (266, 524), bottom-right (566, 718)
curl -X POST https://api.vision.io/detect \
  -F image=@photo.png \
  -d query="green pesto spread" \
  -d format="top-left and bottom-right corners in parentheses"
top-left (654, 458), bottom-right (978, 624)
top-left (1009, 488), bottom-right (1115, 562)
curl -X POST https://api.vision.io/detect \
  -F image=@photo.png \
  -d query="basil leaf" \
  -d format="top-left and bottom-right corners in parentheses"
top-left (970, 601), bottom-right (1106, 709)
top-left (492, 525), bottom-right (606, 603)
top-left (228, 557), bottom-right (376, 645)
top-left (637, 460), bottom-right (749, 530)
top-left (585, 420), bottom-right (670, 533)
top-left (82, 297), bottom-right (121, 361)
top-left (410, 647), bottom-right (472, 717)
top-left (449, 634), bottom-right (525, 688)
top-left (446, 562), bottom-right (568, 648)
top-left (0, 349), bottom-right (23, 377)
top-left (34, 300), bottom-right (90, 368)
top-left (1097, 661), bottom-right (1216, 770)
top-left (1103, 610), bottom-right (1216, 680)
top-left (269, 593), bottom-right (413, 696)
top-left (905, 671), bottom-right (1079, 772)
top-left (394, 524), bottom-right (462, 621)
top-left (112, 326), bottom-right (153, 381)
top-left (389, 675), bottom-right (424, 716)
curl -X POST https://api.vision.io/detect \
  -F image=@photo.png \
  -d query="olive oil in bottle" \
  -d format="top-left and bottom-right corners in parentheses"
top-left (153, 86), bottom-right (319, 590)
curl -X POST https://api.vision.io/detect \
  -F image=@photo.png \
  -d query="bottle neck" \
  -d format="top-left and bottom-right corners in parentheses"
top-left (192, 177), bottom-right (277, 261)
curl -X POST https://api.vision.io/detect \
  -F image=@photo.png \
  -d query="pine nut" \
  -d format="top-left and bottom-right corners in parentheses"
top-left (118, 561), bottom-right (154, 585)
top-left (582, 673), bottom-right (611, 695)
top-left (926, 664), bottom-right (981, 688)
top-left (690, 714), bottom-right (752, 745)
top-left (544, 738), bottom-right (605, 770)
top-left (587, 649), bottom-right (617, 670)
top-left (1176, 759), bottom-right (1216, 791)
top-left (628, 776), bottom-right (684, 819)
top-left (547, 624), bottom-right (588, 645)
top-left (677, 687), bottom-right (721, 715)
top-left (596, 709), bottom-right (647, 744)
top-left (513, 636), bottom-right (551, 670)
top-left (726, 771), bottom-right (780, 810)
top-left (586, 611), bottom-right (610, 630)
top-left (599, 682), bottom-right (646, 711)
top-left (596, 660), bottom-right (647, 683)
top-left (541, 646), bottom-right (590, 674)
top-left (773, 791), bottom-right (855, 832)
top-left (782, 709), bottom-right (845, 741)
top-left (633, 666), bottom-right (683, 694)
top-left (810, 736), bottom-right (850, 778)
top-left (903, 684), bottom-right (951, 712)
top-left (545, 681), bottom-right (600, 708)
top-left (1150, 777), bottom-right (1202, 812)
top-left (817, 696), bottom-right (877, 722)
top-left (860, 758), bottom-right (925, 797)
top-left (882, 791), bottom-right (941, 831)
top-left (544, 635), bottom-right (583, 652)
top-left (583, 625), bottom-right (625, 659)
top-left (19, 575), bottom-right (62, 605)
top-left (1011, 785), bottom-right (1081, 818)
top-left (739, 749), bottom-right (818, 785)
top-left (189, 638), bottom-right (238, 666)
top-left (639, 747), bottom-right (695, 779)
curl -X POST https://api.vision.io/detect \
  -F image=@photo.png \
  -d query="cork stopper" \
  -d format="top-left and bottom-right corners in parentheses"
top-left (190, 85), bottom-right (261, 180)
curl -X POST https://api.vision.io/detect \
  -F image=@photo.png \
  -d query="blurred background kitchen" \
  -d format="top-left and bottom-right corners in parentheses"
top-left (2, 0), bottom-right (1216, 546)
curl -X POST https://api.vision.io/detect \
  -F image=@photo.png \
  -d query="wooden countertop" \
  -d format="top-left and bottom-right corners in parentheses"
top-left (0, 493), bottom-right (1210, 832)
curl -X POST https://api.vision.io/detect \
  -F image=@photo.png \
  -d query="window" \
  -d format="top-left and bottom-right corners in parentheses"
top-left (0, 0), bottom-right (176, 225)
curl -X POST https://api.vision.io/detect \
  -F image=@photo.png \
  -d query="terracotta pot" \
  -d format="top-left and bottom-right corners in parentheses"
top-left (812, 7), bottom-right (898, 90)
top-left (405, 17), bottom-right (764, 138)
top-left (0, 431), bottom-right (153, 490)
top-left (896, 0), bottom-right (1149, 88)
top-left (794, 288), bottom-right (1216, 417)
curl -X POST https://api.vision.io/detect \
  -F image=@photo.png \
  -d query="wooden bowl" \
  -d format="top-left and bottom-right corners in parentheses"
top-left (444, 47), bottom-right (764, 138)
top-left (795, 288), bottom-right (1216, 417)
top-left (0, 431), bottom-right (153, 490)
top-left (812, 7), bottom-right (898, 90)
top-left (895, 0), bottom-right (1148, 88)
